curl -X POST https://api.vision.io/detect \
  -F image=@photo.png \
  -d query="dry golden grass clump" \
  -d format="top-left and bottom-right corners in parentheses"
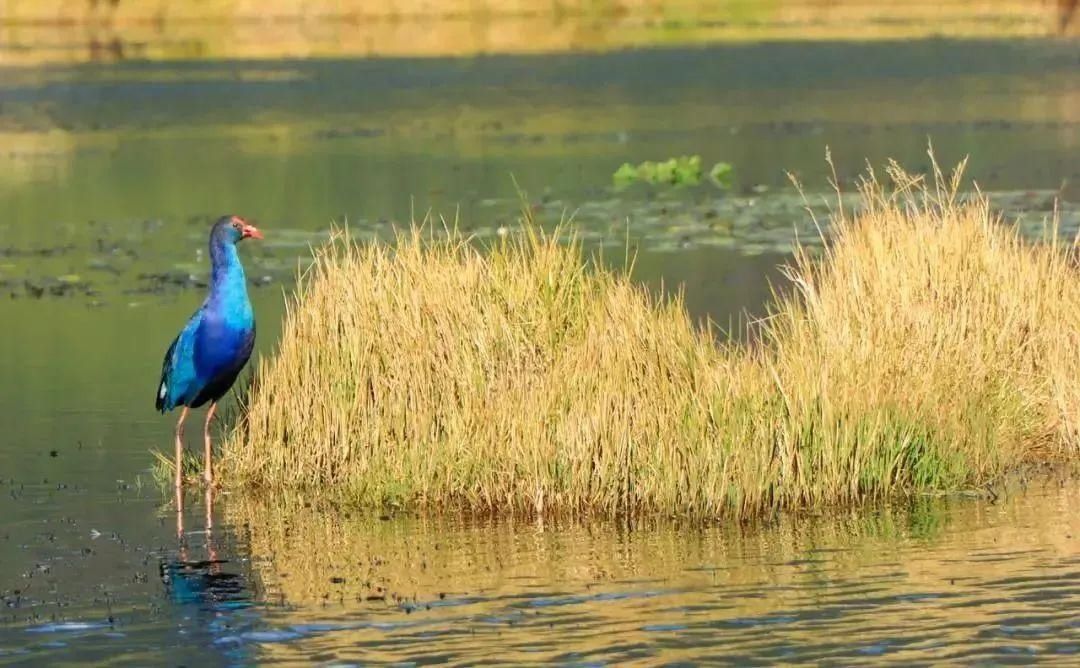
top-left (222, 161), bottom-right (1080, 518)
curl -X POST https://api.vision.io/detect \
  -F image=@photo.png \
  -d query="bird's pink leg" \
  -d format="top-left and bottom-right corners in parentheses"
top-left (175, 476), bottom-right (185, 542)
top-left (175, 406), bottom-right (189, 491)
top-left (205, 485), bottom-right (218, 564)
top-left (203, 401), bottom-right (218, 486)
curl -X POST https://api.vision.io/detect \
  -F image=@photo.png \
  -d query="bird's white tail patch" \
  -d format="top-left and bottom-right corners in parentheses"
top-left (158, 382), bottom-right (167, 400)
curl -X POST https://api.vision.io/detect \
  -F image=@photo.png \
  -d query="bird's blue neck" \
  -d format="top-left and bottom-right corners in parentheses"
top-left (208, 241), bottom-right (252, 325)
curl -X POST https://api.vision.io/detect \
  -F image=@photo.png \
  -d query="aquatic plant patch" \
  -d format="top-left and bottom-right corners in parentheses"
top-left (222, 159), bottom-right (1080, 518)
top-left (612, 156), bottom-right (734, 189)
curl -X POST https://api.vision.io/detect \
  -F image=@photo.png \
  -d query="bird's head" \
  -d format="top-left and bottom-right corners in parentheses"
top-left (212, 215), bottom-right (264, 245)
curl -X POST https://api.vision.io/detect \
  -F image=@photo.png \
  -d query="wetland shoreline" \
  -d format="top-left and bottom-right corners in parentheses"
top-left (0, 1), bottom-right (1071, 65)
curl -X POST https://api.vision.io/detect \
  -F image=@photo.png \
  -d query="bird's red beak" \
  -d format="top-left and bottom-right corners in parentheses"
top-left (240, 223), bottom-right (264, 240)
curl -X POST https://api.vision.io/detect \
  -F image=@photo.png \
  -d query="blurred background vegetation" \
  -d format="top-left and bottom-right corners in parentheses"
top-left (1, 0), bottom-right (1075, 64)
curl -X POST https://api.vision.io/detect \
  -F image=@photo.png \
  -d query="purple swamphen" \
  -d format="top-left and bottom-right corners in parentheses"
top-left (156, 215), bottom-right (263, 489)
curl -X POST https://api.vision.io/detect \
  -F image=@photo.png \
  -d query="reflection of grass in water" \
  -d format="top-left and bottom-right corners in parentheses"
top-left (222, 156), bottom-right (1080, 519)
top-left (220, 481), bottom-right (1080, 663)
top-left (844, 496), bottom-right (948, 542)
top-left (223, 488), bottom-right (953, 610)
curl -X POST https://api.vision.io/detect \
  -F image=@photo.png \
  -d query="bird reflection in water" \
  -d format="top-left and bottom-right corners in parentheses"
top-left (161, 486), bottom-right (250, 612)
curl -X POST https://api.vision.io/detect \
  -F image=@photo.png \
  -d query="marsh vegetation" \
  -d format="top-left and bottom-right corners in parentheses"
top-left (224, 158), bottom-right (1080, 518)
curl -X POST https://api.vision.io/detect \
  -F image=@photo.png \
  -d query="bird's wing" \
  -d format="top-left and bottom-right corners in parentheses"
top-left (156, 309), bottom-right (204, 412)
top-left (155, 334), bottom-right (180, 412)
top-left (188, 322), bottom-right (257, 408)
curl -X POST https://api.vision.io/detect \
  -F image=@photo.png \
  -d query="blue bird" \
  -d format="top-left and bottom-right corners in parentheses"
top-left (157, 215), bottom-right (263, 489)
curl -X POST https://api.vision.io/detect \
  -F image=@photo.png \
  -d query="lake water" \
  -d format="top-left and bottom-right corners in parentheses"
top-left (2, 34), bottom-right (1080, 663)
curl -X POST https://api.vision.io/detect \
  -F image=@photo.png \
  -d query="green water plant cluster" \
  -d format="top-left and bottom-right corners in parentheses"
top-left (613, 156), bottom-right (734, 189)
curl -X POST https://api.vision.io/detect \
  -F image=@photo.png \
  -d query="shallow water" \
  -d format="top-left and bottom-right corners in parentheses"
top-left (4, 464), bottom-right (1080, 663)
top-left (3, 34), bottom-right (1080, 664)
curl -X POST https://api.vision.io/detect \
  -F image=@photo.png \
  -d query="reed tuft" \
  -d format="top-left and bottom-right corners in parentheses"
top-left (222, 160), bottom-right (1080, 518)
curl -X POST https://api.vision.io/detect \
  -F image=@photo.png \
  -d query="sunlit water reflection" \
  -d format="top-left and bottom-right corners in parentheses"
top-left (3, 474), bottom-right (1080, 663)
